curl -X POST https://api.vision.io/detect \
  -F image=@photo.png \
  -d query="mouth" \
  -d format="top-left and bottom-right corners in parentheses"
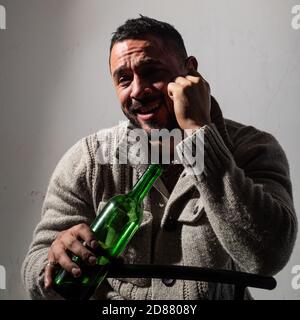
top-left (135, 101), bottom-right (162, 121)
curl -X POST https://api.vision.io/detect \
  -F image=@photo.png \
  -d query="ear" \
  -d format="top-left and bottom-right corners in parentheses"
top-left (185, 56), bottom-right (198, 72)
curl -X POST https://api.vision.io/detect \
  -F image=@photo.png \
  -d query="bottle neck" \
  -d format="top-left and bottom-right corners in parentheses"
top-left (129, 164), bottom-right (163, 204)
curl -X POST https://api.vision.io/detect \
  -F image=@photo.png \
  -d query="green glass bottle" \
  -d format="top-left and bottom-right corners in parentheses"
top-left (53, 164), bottom-right (163, 300)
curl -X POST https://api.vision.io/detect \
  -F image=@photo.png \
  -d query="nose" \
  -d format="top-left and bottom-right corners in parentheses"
top-left (130, 75), bottom-right (152, 100)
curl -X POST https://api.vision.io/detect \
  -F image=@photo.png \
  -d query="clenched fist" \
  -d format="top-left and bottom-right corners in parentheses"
top-left (168, 68), bottom-right (211, 132)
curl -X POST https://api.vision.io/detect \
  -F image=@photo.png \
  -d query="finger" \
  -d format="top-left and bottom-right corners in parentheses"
top-left (72, 223), bottom-right (98, 249)
top-left (173, 76), bottom-right (192, 86)
top-left (186, 68), bottom-right (204, 80)
top-left (174, 74), bottom-right (208, 89)
top-left (44, 252), bottom-right (56, 289)
top-left (187, 72), bottom-right (210, 88)
top-left (52, 243), bottom-right (82, 278)
top-left (68, 238), bottom-right (97, 266)
top-left (167, 82), bottom-right (183, 99)
top-left (185, 75), bottom-right (201, 84)
top-left (82, 240), bottom-right (109, 259)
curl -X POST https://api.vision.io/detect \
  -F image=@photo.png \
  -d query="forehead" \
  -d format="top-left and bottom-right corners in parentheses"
top-left (110, 36), bottom-right (177, 72)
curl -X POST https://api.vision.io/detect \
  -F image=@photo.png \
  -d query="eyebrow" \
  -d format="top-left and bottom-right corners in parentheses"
top-left (112, 58), bottom-right (163, 81)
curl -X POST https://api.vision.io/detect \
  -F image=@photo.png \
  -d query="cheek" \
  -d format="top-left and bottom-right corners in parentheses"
top-left (117, 89), bottom-right (131, 109)
top-left (152, 81), bottom-right (167, 92)
top-left (161, 86), bottom-right (174, 110)
top-left (153, 82), bottom-right (172, 104)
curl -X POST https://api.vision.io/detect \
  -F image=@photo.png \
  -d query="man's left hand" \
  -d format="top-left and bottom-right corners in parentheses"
top-left (167, 70), bottom-right (211, 131)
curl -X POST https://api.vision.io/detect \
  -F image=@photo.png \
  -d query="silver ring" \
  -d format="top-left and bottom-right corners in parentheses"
top-left (46, 261), bottom-right (57, 268)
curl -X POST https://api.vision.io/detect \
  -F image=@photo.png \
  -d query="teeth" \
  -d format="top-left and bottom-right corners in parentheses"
top-left (138, 104), bottom-right (159, 114)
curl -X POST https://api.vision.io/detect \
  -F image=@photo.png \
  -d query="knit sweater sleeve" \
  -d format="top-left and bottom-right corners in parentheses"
top-left (21, 135), bottom-right (99, 299)
top-left (176, 124), bottom-right (297, 276)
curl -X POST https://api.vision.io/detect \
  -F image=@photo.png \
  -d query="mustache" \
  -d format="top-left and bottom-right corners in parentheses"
top-left (129, 96), bottom-right (163, 113)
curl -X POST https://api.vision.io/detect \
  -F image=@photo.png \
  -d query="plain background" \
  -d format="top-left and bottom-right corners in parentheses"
top-left (0, 0), bottom-right (299, 299)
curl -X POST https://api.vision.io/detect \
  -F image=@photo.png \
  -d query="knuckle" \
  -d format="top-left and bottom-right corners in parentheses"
top-left (194, 77), bottom-right (201, 84)
top-left (75, 223), bottom-right (88, 233)
top-left (72, 224), bottom-right (80, 233)
top-left (54, 232), bottom-right (74, 250)
top-left (82, 250), bottom-right (92, 261)
top-left (50, 241), bottom-right (56, 250)
top-left (86, 234), bottom-right (95, 243)
top-left (78, 223), bottom-right (87, 230)
top-left (65, 237), bottom-right (75, 249)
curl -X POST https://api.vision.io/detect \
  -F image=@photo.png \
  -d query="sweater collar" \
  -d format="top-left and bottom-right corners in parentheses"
top-left (113, 96), bottom-right (233, 198)
top-left (114, 95), bottom-right (233, 169)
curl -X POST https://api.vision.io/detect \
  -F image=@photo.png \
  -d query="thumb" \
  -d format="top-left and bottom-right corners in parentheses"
top-left (167, 82), bottom-right (178, 101)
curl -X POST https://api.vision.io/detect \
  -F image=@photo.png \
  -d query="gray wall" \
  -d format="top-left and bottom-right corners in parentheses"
top-left (0, 0), bottom-right (299, 300)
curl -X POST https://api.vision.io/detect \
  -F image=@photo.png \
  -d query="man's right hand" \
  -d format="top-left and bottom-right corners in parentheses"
top-left (44, 223), bottom-right (98, 289)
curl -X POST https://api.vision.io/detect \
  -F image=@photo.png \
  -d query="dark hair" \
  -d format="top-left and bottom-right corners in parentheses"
top-left (110, 15), bottom-right (188, 61)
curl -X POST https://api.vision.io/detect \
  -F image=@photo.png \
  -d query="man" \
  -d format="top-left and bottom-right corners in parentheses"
top-left (22, 16), bottom-right (297, 300)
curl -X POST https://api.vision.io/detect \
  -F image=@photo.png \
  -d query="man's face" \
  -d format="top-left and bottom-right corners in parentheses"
top-left (110, 36), bottom-right (186, 132)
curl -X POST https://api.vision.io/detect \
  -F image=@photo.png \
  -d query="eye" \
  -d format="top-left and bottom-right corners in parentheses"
top-left (118, 75), bottom-right (132, 87)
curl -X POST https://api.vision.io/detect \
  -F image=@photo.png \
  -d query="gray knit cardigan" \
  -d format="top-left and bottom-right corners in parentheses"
top-left (21, 100), bottom-right (297, 300)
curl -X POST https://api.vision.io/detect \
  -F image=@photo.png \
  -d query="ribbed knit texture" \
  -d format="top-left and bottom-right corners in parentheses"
top-left (21, 98), bottom-right (297, 300)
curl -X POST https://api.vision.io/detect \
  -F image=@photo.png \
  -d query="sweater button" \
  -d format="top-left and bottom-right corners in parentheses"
top-left (164, 217), bottom-right (176, 231)
top-left (159, 202), bottom-right (165, 208)
top-left (162, 278), bottom-right (176, 287)
top-left (193, 206), bottom-right (199, 215)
